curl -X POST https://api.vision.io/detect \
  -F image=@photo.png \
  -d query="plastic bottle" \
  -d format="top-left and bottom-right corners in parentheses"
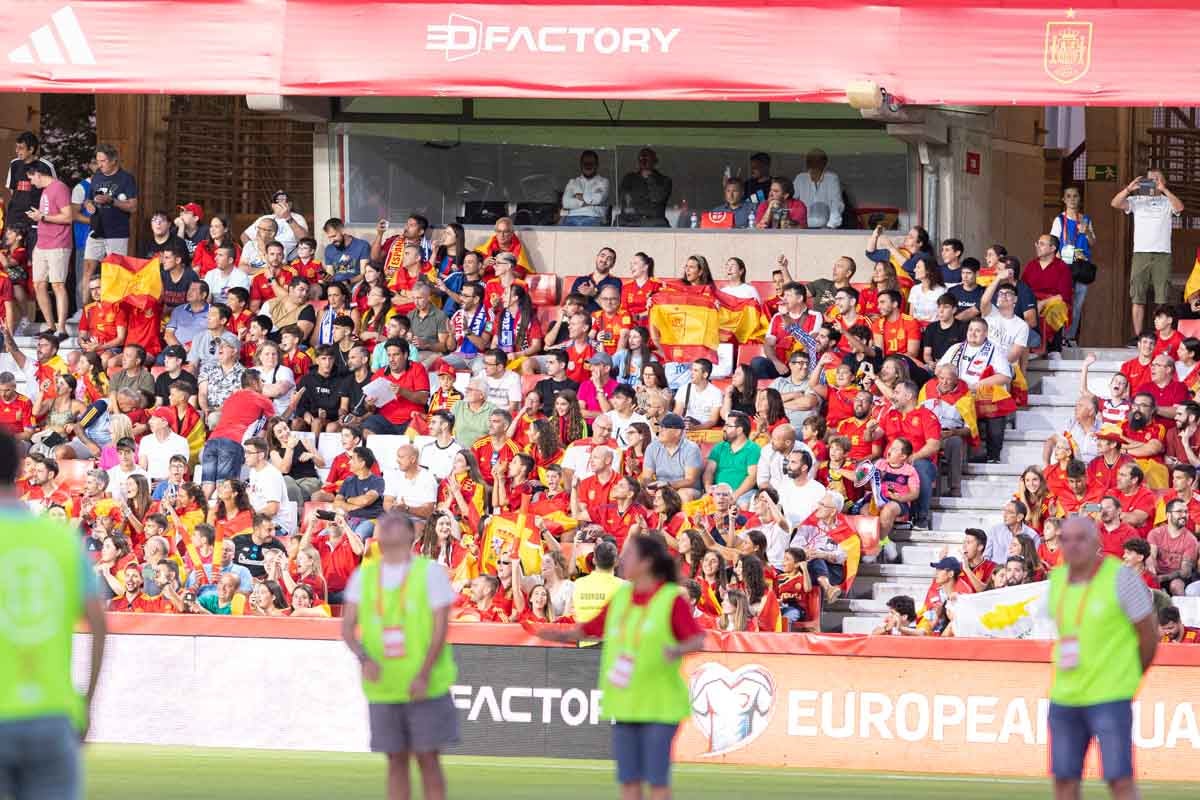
top-left (690, 210), bottom-right (699, 229)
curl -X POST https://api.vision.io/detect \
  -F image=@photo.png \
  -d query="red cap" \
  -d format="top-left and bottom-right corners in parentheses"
top-left (151, 407), bottom-right (175, 424)
top-left (436, 362), bottom-right (457, 376)
top-left (177, 202), bottom-right (203, 219)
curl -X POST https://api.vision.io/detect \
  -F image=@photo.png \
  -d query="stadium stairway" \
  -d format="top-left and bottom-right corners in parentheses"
top-left (832, 347), bottom-right (1133, 634)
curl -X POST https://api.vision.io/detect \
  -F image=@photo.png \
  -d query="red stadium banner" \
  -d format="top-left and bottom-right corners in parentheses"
top-left (3, 1), bottom-right (1200, 105)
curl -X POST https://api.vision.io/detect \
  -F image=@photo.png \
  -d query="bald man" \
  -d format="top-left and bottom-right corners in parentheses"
top-left (573, 444), bottom-right (618, 519)
top-left (756, 423), bottom-right (816, 492)
top-left (1046, 516), bottom-right (1158, 800)
top-left (383, 444), bottom-right (437, 519)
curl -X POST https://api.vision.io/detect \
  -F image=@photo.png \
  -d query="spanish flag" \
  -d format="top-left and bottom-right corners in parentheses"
top-left (482, 235), bottom-right (534, 276)
top-left (648, 286), bottom-right (720, 362)
top-left (757, 588), bottom-right (784, 633)
top-left (918, 378), bottom-right (980, 447)
top-left (715, 288), bottom-right (770, 344)
top-left (1186, 248), bottom-right (1200, 304)
top-left (101, 254), bottom-right (162, 310)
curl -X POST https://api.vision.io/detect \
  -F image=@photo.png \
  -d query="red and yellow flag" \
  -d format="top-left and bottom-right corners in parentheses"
top-left (101, 254), bottom-right (162, 310)
top-left (1185, 247), bottom-right (1200, 303)
top-left (715, 288), bottom-right (769, 344)
top-left (648, 286), bottom-right (720, 362)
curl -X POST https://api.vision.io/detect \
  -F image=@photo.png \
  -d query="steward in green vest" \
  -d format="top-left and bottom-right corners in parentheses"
top-left (0, 430), bottom-right (108, 800)
top-left (341, 511), bottom-right (458, 800)
top-left (538, 535), bottom-right (707, 796)
top-left (1045, 515), bottom-right (1158, 799)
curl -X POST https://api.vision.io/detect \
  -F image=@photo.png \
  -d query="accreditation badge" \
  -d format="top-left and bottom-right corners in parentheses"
top-left (381, 627), bottom-right (407, 659)
top-left (1059, 636), bottom-right (1080, 670)
top-left (607, 652), bottom-right (635, 688)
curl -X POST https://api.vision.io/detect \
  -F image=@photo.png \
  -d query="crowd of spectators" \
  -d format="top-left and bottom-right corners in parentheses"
top-left (1, 134), bottom-right (1197, 639)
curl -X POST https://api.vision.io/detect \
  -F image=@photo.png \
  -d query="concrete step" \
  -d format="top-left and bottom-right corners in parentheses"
top-left (869, 581), bottom-right (930, 603)
top-left (841, 616), bottom-right (886, 635)
top-left (934, 494), bottom-right (1006, 511)
top-left (857, 563), bottom-right (933, 579)
top-left (1034, 374), bottom-right (1118, 396)
top-left (1028, 357), bottom-right (1126, 372)
top-left (899, 544), bottom-right (944, 565)
top-left (966, 461), bottom-right (1035, 477)
top-left (957, 480), bottom-right (1019, 499)
top-left (891, 528), bottom-right (968, 546)
top-left (1015, 408), bottom-right (1072, 430)
top-left (1026, 393), bottom-right (1076, 407)
top-left (1004, 428), bottom-right (1058, 443)
top-left (932, 510), bottom-right (995, 530)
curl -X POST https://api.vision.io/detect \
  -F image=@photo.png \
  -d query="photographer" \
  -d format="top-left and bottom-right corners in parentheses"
top-left (1111, 170), bottom-right (1184, 343)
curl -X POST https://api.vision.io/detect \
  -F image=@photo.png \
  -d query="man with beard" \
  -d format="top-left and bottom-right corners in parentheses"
top-left (1097, 495), bottom-right (1139, 558)
top-left (108, 562), bottom-right (174, 612)
top-left (1136, 354), bottom-right (1189, 421)
top-left (1120, 392), bottom-right (1167, 488)
top-left (756, 424), bottom-right (816, 493)
top-left (1147, 499), bottom-right (1198, 596)
top-left (827, 287), bottom-right (864, 355)
top-left (1164, 400), bottom-right (1200, 468)
top-left (777, 449), bottom-right (825, 528)
top-left (835, 391), bottom-right (880, 463)
top-left (1114, 463), bottom-right (1156, 539)
top-left (919, 363), bottom-right (977, 498)
top-left (1154, 463), bottom-right (1200, 531)
top-left (755, 281), bottom-right (823, 380)
top-left (568, 246), bottom-right (620, 314)
top-left (704, 411), bottom-right (760, 505)
top-left (1087, 425), bottom-right (1134, 495)
top-left (1158, 607), bottom-right (1200, 643)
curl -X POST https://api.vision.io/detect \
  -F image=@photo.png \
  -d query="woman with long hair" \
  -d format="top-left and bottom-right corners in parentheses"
top-left (248, 580), bottom-right (288, 616)
top-left (752, 387), bottom-right (787, 443)
top-left (31, 373), bottom-right (82, 455)
top-left (635, 361), bottom-right (672, 415)
top-left (536, 535), bottom-right (705, 800)
top-left (1177, 337), bottom-right (1200, 391)
top-left (437, 450), bottom-right (487, 528)
top-left (539, 549), bottom-right (575, 617)
top-left (696, 549), bottom-right (726, 616)
top-left (1013, 465), bottom-right (1056, 535)
top-left (651, 486), bottom-right (688, 547)
top-left (357, 284), bottom-right (396, 346)
top-left (622, 422), bottom-right (653, 481)
top-left (266, 416), bottom-right (324, 504)
top-left (495, 283), bottom-right (543, 363)
top-left (738, 554), bottom-right (782, 632)
top-left (872, 355), bottom-right (912, 407)
top-left (118, 474), bottom-right (153, 556)
top-left (279, 544), bottom-right (328, 603)
top-left (679, 254), bottom-right (715, 292)
top-left (416, 510), bottom-right (470, 574)
top-left (1008, 532), bottom-right (1045, 582)
top-left (256, 342), bottom-right (296, 416)
top-left (552, 390), bottom-right (588, 447)
top-left (775, 547), bottom-right (812, 629)
top-left (191, 215), bottom-right (240, 275)
top-left (286, 583), bottom-right (330, 617)
top-left (76, 351), bottom-right (110, 403)
top-left (621, 251), bottom-right (662, 325)
top-left (677, 529), bottom-right (707, 581)
top-left (612, 326), bottom-right (655, 387)
top-left (527, 417), bottom-right (564, 474)
top-left (718, 588), bottom-right (752, 631)
top-left (432, 222), bottom-right (466, 278)
top-left (721, 364), bottom-right (757, 421)
top-left (351, 262), bottom-right (386, 312)
top-left (312, 280), bottom-right (359, 347)
top-left (906, 255), bottom-right (946, 325)
top-left (866, 224), bottom-right (934, 279)
top-left (210, 479), bottom-right (254, 540)
top-left (858, 261), bottom-right (901, 318)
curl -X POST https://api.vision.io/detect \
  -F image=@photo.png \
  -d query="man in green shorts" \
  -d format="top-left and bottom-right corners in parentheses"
top-left (1111, 169), bottom-right (1184, 343)
top-left (0, 429), bottom-right (108, 800)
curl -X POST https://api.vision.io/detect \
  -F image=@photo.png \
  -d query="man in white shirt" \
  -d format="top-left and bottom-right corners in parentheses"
top-left (243, 436), bottom-right (292, 532)
top-left (418, 410), bottom-right (463, 481)
top-left (241, 190), bottom-right (309, 260)
top-left (137, 408), bottom-right (190, 483)
top-left (979, 268), bottom-right (1030, 367)
top-left (481, 349), bottom-right (521, 413)
top-left (203, 243), bottom-right (250, 304)
top-left (383, 444), bottom-right (438, 519)
top-left (673, 357), bottom-right (723, 429)
top-left (560, 150), bottom-right (610, 226)
top-left (107, 437), bottom-right (149, 503)
top-left (791, 149), bottom-right (843, 229)
top-left (777, 449), bottom-right (826, 527)
top-left (1111, 170), bottom-right (1184, 341)
top-left (607, 386), bottom-right (649, 448)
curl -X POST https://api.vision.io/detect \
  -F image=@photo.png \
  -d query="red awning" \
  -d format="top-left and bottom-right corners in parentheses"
top-left (3, 1), bottom-right (1198, 105)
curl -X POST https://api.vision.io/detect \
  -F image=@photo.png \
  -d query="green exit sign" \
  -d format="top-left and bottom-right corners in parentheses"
top-left (1086, 164), bottom-right (1118, 181)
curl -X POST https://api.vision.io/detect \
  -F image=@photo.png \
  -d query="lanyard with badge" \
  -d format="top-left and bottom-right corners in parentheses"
top-left (375, 565), bottom-right (411, 660)
top-left (1055, 561), bottom-right (1102, 670)
top-left (607, 601), bottom-right (651, 689)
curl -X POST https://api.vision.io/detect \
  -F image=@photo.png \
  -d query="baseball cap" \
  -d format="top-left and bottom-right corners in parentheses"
top-left (216, 332), bottom-right (241, 351)
top-left (177, 202), bottom-right (203, 219)
top-left (151, 407), bottom-right (175, 424)
top-left (162, 345), bottom-right (187, 361)
top-left (586, 352), bottom-right (613, 367)
top-left (436, 362), bottom-right (457, 376)
top-left (930, 556), bottom-right (963, 574)
top-left (659, 413), bottom-right (686, 430)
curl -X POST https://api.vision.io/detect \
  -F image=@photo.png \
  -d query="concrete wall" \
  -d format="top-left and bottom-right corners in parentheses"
top-left (346, 225), bottom-right (867, 283)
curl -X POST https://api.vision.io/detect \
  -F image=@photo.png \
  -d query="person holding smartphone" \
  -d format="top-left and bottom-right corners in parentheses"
top-left (1112, 170), bottom-right (1184, 344)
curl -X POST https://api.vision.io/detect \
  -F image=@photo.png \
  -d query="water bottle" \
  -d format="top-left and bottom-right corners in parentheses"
top-left (690, 210), bottom-right (699, 229)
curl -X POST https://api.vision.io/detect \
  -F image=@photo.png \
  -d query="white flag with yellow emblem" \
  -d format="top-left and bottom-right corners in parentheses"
top-left (953, 581), bottom-right (1054, 640)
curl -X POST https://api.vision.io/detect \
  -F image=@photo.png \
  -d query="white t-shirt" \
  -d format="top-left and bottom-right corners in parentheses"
top-left (138, 432), bottom-right (190, 481)
top-left (777, 477), bottom-right (827, 527)
top-left (484, 371), bottom-right (522, 409)
top-left (243, 213), bottom-right (309, 260)
top-left (561, 441), bottom-right (623, 480)
top-left (419, 438), bottom-right (464, 481)
top-left (721, 283), bottom-right (760, 301)
top-left (1127, 195), bottom-right (1177, 254)
top-left (107, 465), bottom-right (149, 502)
top-left (609, 410), bottom-right (650, 449)
top-left (247, 463), bottom-right (288, 521)
top-left (259, 364), bottom-right (295, 416)
top-left (383, 467), bottom-right (439, 507)
top-left (984, 309), bottom-right (1030, 353)
top-left (938, 341), bottom-right (1012, 388)
top-left (343, 560), bottom-right (456, 609)
top-left (679, 381), bottom-right (723, 424)
top-left (205, 267), bottom-right (251, 305)
top-left (906, 284), bottom-right (941, 323)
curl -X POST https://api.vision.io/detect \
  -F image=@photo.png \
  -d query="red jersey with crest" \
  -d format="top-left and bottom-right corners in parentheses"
top-left (471, 436), bottom-right (520, 485)
top-left (591, 309), bottom-right (632, 356)
top-left (79, 300), bottom-right (128, 344)
top-left (621, 278), bottom-right (663, 322)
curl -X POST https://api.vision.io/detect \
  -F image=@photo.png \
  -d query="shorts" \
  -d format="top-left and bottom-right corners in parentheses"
top-left (200, 437), bottom-right (245, 484)
top-left (885, 499), bottom-right (912, 518)
top-left (0, 715), bottom-right (81, 800)
top-left (1048, 699), bottom-right (1134, 782)
top-left (1129, 252), bottom-right (1171, 305)
top-left (83, 235), bottom-right (129, 262)
top-left (31, 247), bottom-right (71, 283)
top-left (612, 722), bottom-right (678, 787)
top-left (368, 694), bottom-right (460, 754)
top-left (363, 414), bottom-right (408, 435)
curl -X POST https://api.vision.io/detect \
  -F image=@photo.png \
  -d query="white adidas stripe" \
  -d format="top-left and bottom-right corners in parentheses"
top-left (7, 6), bottom-right (95, 66)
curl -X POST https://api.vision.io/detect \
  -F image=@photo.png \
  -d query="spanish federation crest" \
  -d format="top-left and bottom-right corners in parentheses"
top-left (1044, 20), bottom-right (1092, 84)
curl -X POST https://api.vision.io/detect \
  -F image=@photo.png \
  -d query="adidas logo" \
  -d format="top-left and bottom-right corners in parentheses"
top-left (8, 6), bottom-right (94, 66)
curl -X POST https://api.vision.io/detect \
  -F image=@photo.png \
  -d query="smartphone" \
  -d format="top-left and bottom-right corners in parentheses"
top-left (381, 220), bottom-right (391, 230)
top-left (1081, 503), bottom-right (1101, 513)
top-left (315, 509), bottom-right (337, 521)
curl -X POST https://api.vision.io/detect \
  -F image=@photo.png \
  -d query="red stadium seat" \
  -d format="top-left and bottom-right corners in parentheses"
top-left (528, 273), bottom-right (559, 306)
top-left (736, 342), bottom-right (764, 365)
top-left (521, 372), bottom-right (546, 397)
top-left (1180, 319), bottom-right (1200, 339)
top-left (311, 299), bottom-right (328, 314)
top-left (751, 280), bottom-right (774, 299)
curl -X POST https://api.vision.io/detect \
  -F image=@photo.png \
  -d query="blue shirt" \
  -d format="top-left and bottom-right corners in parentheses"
top-left (72, 177), bottom-right (91, 249)
top-left (339, 473), bottom-right (387, 519)
top-left (167, 302), bottom-right (210, 346)
top-left (88, 168), bottom-right (138, 239)
top-left (569, 274), bottom-right (622, 314)
top-left (323, 236), bottom-right (371, 277)
top-left (188, 562), bottom-right (254, 594)
top-left (709, 201), bottom-right (752, 229)
top-left (948, 283), bottom-right (984, 314)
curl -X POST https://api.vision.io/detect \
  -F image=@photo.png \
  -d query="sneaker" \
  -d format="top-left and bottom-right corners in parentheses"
top-left (986, 457), bottom-right (1002, 464)
top-left (910, 517), bottom-right (931, 531)
top-left (1047, 351), bottom-right (1062, 362)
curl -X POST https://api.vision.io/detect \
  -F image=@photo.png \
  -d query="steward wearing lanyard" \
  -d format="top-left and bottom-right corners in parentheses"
top-left (537, 536), bottom-right (706, 798)
top-left (341, 512), bottom-right (458, 800)
top-left (1045, 516), bottom-right (1157, 800)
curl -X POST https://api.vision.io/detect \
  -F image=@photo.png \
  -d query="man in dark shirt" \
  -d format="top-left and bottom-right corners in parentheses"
top-left (232, 513), bottom-right (289, 579)
top-left (153, 346), bottom-right (198, 405)
top-left (296, 345), bottom-right (344, 433)
top-left (339, 345), bottom-right (374, 423)
top-left (536, 350), bottom-right (580, 416)
top-left (158, 241), bottom-right (200, 312)
top-left (948, 259), bottom-right (985, 322)
top-left (920, 294), bottom-right (968, 369)
top-left (4, 131), bottom-right (55, 240)
top-left (568, 247), bottom-right (621, 314)
top-left (82, 143), bottom-right (139, 300)
top-left (617, 147), bottom-right (672, 227)
top-left (335, 446), bottom-right (387, 538)
top-left (743, 152), bottom-right (773, 207)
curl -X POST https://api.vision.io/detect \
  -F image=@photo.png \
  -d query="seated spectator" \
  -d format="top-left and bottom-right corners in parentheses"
top-left (985, 499), bottom-right (1041, 565)
top-left (261, 277), bottom-right (316, 341)
top-left (617, 147), bottom-right (671, 227)
top-left (108, 562), bottom-right (173, 613)
top-left (255, 341), bottom-right (296, 417)
top-left (383, 444), bottom-right (438, 519)
top-left (241, 190), bottom-right (308, 260)
top-left (1137, 354), bottom-right (1189, 422)
top-left (1147, 499), bottom-right (1198, 595)
top-left (919, 294), bottom-right (967, 371)
top-left (939, 318), bottom-right (1012, 463)
top-left (443, 280), bottom-right (492, 372)
top-left (535, 351), bottom-right (579, 418)
top-left (620, 252), bottom-right (662, 326)
top-left (197, 336), bottom-right (246, 428)
top-left (472, 409), bottom-right (519, 488)
top-left (418, 410), bottom-right (463, 481)
top-left (792, 148), bottom-right (842, 228)
top-left (871, 594), bottom-right (921, 636)
top-left (568, 247), bottom-right (621, 314)
top-left (137, 408), bottom-right (189, 484)
top-left (334, 446), bottom-right (386, 538)
top-left (371, 214), bottom-right (432, 280)
top-left (232, 512), bottom-right (289, 580)
top-left (918, 363), bottom-right (976, 497)
top-left (293, 346), bottom-right (345, 434)
top-left (1122, 537), bottom-right (1159, 590)
top-left (1151, 304), bottom-right (1183, 359)
top-left (451, 378), bottom-right (496, 448)
top-left (362, 338), bottom-right (430, 436)
top-left (407, 282), bottom-right (451, 366)
top-left (560, 150), bottom-right (610, 227)
top-left (482, 216), bottom-right (533, 276)
top-left (1159, 606), bottom-right (1200, 643)
top-left (539, 309), bottom-right (596, 382)
top-left (673, 358), bottom-right (722, 429)
top-left (188, 305), bottom-right (236, 374)
top-left (906, 256), bottom-right (946, 325)
top-left (1115, 462), bottom-right (1156, 539)
top-left (641, 414), bottom-right (703, 501)
top-left (788, 491), bottom-right (850, 603)
top-left (479, 349), bottom-right (521, 413)
top-left (1174, 339), bottom-right (1200, 393)
top-left (771, 355), bottom-right (819, 430)
top-left (1155, 463), bottom-right (1200, 529)
top-left (707, 178), bottom-right (753, 229)
top-left (753, 178), bottom-right (806, 229)
top-left (192, 214), bottom-right (239, 275)
top-left (873, 437), bottom-right (922, 539)
top-left (322, 217), bottom-right (370, 282)
top-left (704, 412), bottom-right (760, 506)
top-left (578, 353), bottom-right (617, 420)
top-left (948, 259), bottom-right (984, 322)
top-left (1096, 495), bottom-right (1139, 557)
top-left (77, 276), bottom-right (127, 362)
top-left (953, 528), bottom-right (995, 593)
